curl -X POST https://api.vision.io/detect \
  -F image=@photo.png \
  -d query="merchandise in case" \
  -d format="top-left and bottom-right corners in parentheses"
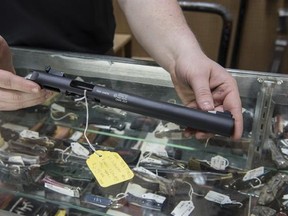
top-left (0, 47), bottom-right (287, 216)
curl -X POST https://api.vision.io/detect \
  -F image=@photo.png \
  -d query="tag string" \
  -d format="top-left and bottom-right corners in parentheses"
top-left (200, 156), bottom-right (230, 170)
top-left (0, 159), bottom-right (5, 166)
top-left (61, 146), bottom-right (72, 162)
top-left (74, 90), bottom-right (102, 157)
top-left (138, 151), bottom-right (153, 165)
top-left (205, 137), bottom-right (210, 148)
top-left (113, 192), bottom-right (127, 201)
top-left (181, 180), bottom-right (204, 202)
top-left (10, 165), bottom-right (21, 175)
top-left (229, 200), bottom-right (243, 208)
top-left (50, 110), bottom-right (78, 121)
top-left (249, 177), bottom-right (263, 189)
top-left (50, 104), bottom-right (78, 121)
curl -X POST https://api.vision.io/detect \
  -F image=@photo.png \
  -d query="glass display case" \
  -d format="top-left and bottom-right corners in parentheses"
top-left (0, 47), bottom-right (287, 216)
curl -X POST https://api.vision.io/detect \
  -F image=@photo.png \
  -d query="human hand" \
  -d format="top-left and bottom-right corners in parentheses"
top-left (170, 51), bottom-right (243, 140)
top-left (118, 0), bottom-right (243, 139)
top-left (0, 36), bottom-right (49, 111)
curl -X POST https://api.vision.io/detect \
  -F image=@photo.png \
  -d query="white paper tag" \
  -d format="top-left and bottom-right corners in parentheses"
top-left (51, 103), bottom-right (66, 113)
top-left (133, 166), bottom-right (158, 178)
top-left (140, 142), bottom-right (168, 157)
top-left (280, 139), bottom-right (288, 147)
top-left (1, 123), bottom-right (28, 132)
top-left (170, 132), bottom-right (183, 140)
top-left (281, 148), bottom-right (288, 156)
top-left (8, 156), bottom-right (25, 165)
top-left (140, 157), bottom-right (163, 165)
top-left (243, 166), bottom-right (264, 181)
top-left (71, 142), bottom-right (89, 157)
top-left (20, 130), bottom-right (39, 139)
top-left (210, 155), bottom-right (229, 170)
top-left (127, 183), bottom-right (147, 197)
top-left (44, 182), bottom-right (79, 197)
top-left (171, 201), bottom-right (194, 216)
top-left (142, 193), bottom-right (166, 204)
top-left (204, 191), bottom-right (231, 204)
top-left (69, 131), bottom-right (83, 141)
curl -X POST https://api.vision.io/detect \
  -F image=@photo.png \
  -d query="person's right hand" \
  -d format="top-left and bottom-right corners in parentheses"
top-left (0, 36), bottom-right (49, 111)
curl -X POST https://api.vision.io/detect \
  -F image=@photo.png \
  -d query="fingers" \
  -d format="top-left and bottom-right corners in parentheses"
top-left (0, 88), bottom-right (48, 111)
top-left (222, 89), bottom-right (243, 140)
top-left (181, 59), bottom-right (243, 140)
top-left (210, 70), bottom-right (243, 140)
top-left (190, 76), bottom-right (214, 111)
top-left (0, 69), bottom-right (41, 93)
top-left (0, 36), bottom-right (47, 111)
top-left (0, 35), bottom-right (16, 73)
top-left (0, 69), bottom-right (50, 111)
top-left (173, 55), bottom-right (214, 110)
top-left (184, 127), bottom-right (214, 140)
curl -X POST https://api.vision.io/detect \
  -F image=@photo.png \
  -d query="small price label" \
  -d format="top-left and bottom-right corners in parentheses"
top-left (69, 131), bottom-right (83, 141)
top-left (133, 166), bottom-right (158, 178)
top-left (171, 201), bottom-right (194, 216)
top-left (8, 156), bottom-right (24, 165)
top-left (20, 130), bottom-right (39, 139)
top-left (281, 148), bottom-right (288, 156)
top-left (51, 103), bottom-right (66, 113)
top-left (140, 157), bottom-right (163, 165)
top-left (71, 142), bottom-right (89, 157)
top-left (142, 193), bottom-right (166, 204)
top-left (204, 190), bottom-right (231, 204)
top-left (210, 155), bottom-right (229, 170)
top-left (243, 166), bottom-right (264, 181)
top-left (86, 151), bottom-right (134, 187)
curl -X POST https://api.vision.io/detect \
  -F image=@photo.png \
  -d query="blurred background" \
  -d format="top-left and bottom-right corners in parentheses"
top-left (112, 0), bottom-right (288, 74)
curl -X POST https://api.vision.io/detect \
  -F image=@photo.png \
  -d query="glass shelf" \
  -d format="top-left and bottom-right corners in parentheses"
top-left (0, 47), bottom-right (287, 215)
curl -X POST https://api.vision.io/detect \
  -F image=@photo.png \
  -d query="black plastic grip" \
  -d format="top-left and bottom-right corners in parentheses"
top-left (27, 71), bottom-right (234, 137)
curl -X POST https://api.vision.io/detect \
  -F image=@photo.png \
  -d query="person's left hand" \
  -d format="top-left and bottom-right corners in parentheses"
top-left (0, 35), bottom-right (50, 111)
top-left (170, 50), bottom-right (243, 140)
top-left (0, 35), bottom-right (16, 74)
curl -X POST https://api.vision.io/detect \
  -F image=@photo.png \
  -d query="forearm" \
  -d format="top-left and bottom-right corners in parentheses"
top-left (118, 0), bottom-right (243, 139)
top-left (117, 0), bottom-right (203, 73)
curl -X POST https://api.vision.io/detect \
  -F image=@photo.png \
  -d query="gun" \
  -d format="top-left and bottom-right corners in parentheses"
top-left (26, 68), bottom-right (234, 137)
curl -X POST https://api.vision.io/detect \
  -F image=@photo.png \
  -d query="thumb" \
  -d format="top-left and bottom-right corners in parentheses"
top-left (191, 79), bottom-right (214, 111)
top-left (0, 35), bottom-right (16, 74)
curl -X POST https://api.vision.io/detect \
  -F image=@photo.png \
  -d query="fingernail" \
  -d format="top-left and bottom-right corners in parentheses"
top-left (31, 88), bottom-right (39, 93)
top-left (202, 101), bottom-right (214, 110)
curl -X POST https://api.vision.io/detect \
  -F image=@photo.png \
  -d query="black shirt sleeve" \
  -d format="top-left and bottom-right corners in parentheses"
top-left (0, 0), bottom-right (115, 54)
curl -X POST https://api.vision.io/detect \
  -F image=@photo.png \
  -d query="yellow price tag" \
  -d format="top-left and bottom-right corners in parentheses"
top-left (86, 150), bottom-right (134, 187)
top-left (55, 209), bottom-right (66, 216)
